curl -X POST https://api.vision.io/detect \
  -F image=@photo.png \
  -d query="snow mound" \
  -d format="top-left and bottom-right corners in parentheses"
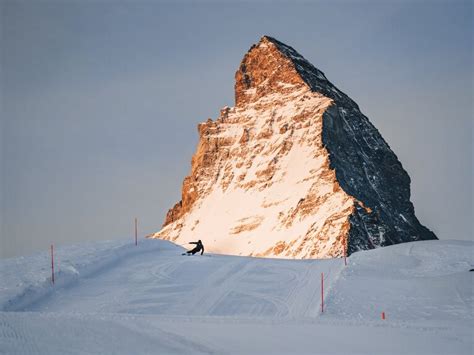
top-left (326, 240), bottom-right (473, 324)
top-left (0, 239), bottom-right (180, 311)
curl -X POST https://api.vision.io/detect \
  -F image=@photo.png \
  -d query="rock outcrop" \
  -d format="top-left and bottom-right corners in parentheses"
top-left (150, 36), bottom-right (437, 259)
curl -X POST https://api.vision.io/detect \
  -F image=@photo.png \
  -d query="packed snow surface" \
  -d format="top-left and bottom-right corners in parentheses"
top-left (0, 239), bottom-right (472, 354)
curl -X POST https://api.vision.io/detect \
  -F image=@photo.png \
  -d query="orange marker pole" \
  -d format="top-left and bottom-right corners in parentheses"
top-left (135, 218), bottom-right (138, 246)
top-left (51, 244), bottom-right (55, 285)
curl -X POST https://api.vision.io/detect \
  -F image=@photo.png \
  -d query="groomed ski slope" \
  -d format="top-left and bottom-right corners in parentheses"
top-left (0, 239), bottom-right (472, 354)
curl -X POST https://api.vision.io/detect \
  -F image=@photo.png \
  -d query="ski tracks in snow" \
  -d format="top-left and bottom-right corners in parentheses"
top-left (1, 240), bottom-right (472, 354)
top-left (13, 246), bottom-right (344, 320)
top-left (173, 256), bottom-right (343, 318)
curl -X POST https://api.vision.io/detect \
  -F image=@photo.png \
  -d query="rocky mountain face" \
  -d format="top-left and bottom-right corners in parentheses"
top-left (150, 36), bottom-right (437, 259)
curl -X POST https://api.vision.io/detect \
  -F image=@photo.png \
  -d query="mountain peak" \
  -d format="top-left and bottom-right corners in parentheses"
top-left (234, 36), bottom-right (308, 106)
top-left (151, 37), bottom-right (436, 259)
top-left (234, 36), bottom-right (355, 110)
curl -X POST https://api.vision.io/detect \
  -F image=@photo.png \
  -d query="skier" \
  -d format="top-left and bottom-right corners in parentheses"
top-left (184, 240), bottom-right (204, 255)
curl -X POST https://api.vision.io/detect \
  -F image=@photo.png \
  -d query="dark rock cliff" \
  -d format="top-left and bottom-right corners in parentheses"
top-left (265, 36), bottom-right (437, 254)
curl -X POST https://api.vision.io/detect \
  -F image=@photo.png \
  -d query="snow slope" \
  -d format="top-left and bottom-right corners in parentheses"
top-left (0, 239), bottom-right (472, 354)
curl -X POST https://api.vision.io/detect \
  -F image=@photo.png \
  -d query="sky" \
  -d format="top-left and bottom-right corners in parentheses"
top-left (1, 0), bottom-right (472, 258)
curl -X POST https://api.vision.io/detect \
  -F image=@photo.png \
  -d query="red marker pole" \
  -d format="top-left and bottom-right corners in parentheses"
top-left (382, 312), bottom-right (386, 320)
top-left (344, 240), bottom-right (348, 266)
top-left (321, 272), bottom-right (324, 313)
top-left (51, 244), bottom-right (55, 285)
top-left (135, 218), bottom-right (138, 246)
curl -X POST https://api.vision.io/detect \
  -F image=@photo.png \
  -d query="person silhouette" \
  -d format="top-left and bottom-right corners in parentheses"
top-left (186, 240), bottom-right (204, 255)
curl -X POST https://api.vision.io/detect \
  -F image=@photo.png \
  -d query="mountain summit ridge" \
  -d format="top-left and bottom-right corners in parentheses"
top-left (150, 36), bottom-right (436, 258)
top-left (235, 36), bottom-right (358, 110)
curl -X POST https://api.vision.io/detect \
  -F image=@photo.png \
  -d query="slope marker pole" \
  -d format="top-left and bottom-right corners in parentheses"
top-left (51, 244), bottom-right (55, 285)
top-left (382, 311), bottom-right (386, 320)
top-left (135, 218), bottom-right (138, 246)
top-left (321, 272), bottom-right (324, 313)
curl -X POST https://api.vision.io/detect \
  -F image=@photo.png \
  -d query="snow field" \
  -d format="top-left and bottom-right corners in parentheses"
top-left (0, 239), bottom-right (472, 354)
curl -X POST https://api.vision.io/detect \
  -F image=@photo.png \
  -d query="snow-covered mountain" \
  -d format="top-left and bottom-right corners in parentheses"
top-left (150, 36), bottom-right (436, 258)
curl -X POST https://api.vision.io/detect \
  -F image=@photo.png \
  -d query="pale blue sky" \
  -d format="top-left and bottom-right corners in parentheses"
top-left (1, 0), bottom-right (472, 258)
